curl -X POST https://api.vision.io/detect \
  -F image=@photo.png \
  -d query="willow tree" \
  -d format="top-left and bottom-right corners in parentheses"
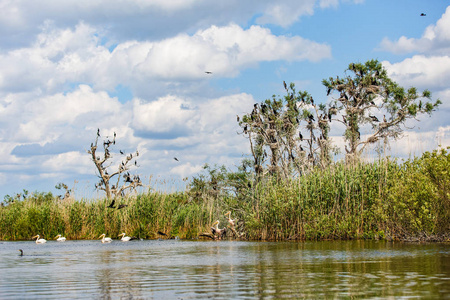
top-left (323, 59), bottom-right (441, 162)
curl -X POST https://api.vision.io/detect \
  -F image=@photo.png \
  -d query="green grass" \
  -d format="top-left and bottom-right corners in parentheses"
top-left (1, 148), bottom-right (449, 241)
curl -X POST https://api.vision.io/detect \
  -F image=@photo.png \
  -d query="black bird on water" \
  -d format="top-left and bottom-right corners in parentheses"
top-left (18, 249), bottom-right (23, 256)
top-left (107, 199), bottom-right (116, 209)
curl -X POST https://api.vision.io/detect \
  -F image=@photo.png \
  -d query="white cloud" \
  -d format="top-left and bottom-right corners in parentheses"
top-left (380, 6), bottom-right (450, 55)
top-left (256, 0), bottom-right (315, 27)
top-left (131, 95), bottom-right (197, 138)
top-left (382, 55), bottom-right (450, 91)
top-left (319, 0), bottom-right (339, 9)
top-left (0, 85), bottom-right (123, 143)
top-left (0, 0), bottom-right (351, 49)
top-left (0, 22), bottom-right (331, 95)
top-left (170, 162), bottom-right (203, 178)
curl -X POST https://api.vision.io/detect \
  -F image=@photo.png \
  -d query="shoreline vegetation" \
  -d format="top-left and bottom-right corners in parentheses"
top-left (1, 148), bottom-right (449, 242)
top-left (1, 60), bottom-right (448, 242)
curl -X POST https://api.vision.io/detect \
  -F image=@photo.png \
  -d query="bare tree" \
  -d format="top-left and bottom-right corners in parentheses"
top-left (87, 129), bottom-right (142, 199)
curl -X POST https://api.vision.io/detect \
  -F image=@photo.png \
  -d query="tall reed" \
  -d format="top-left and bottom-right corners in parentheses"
top-left (1, 148), bottom-right (449, 241)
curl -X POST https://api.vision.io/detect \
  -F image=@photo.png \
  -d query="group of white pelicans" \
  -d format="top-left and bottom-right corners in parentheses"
top-left (30, 210), bottom-right (238, 244)
top-left (31, 232), bottom-right (132, 244)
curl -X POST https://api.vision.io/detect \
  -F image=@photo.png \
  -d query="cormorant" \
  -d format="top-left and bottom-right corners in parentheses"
top-left (107, 199), bottom-right (116, 209)
top-left (369, 115), bottom-right (379, 122)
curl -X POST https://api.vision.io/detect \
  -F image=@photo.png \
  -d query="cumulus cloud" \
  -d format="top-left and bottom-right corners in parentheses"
top-left (382, 55), bottom-right (450, 91)
top-left (379, 6), bottom-right (450, 55)
top-left (0, 0), bottom-right (348, 49)
top-left (170, 162), bottom-right (203, 178)
top-left (0, 78), bottom-right (255, 197)
top-left (0, 22), bottom-right (331, 95)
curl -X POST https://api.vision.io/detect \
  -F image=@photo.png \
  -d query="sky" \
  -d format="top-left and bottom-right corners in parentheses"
top-left (1, 0), bottom-right (449, 200)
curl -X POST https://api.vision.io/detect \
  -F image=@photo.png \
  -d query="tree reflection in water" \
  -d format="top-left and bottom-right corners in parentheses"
top-left (0, 240), bottom-right (449, 299)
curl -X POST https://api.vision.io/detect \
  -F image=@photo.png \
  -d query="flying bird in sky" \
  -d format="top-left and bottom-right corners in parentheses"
top-left (420, 13), bottom-right (426, 16)
top-left (205, 71), bottom-right (212, 74)
top-left (174, 157), bottom-right (179, 161)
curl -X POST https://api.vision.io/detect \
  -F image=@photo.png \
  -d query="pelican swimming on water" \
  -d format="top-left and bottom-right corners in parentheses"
top-left (55, 234), bottom-right (66, 242)
top-left (99, 233), bottom-right (112, 243)
top-left (32, 235), bottom-right (47, 244)
top-left (119, 233), bottom-right (131, 242)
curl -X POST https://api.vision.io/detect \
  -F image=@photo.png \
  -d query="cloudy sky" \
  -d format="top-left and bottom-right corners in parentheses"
top-left (1, 0), bottom-right (449, 200)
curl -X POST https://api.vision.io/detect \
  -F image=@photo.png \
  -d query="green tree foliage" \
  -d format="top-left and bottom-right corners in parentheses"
top-left (322, 59), bottom-right (441, 161)
top-left (238, 82), bottom-right (334, 180)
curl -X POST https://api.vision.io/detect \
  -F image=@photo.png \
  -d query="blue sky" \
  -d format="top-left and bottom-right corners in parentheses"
top-left (0, 0), bottom-right (449, 200)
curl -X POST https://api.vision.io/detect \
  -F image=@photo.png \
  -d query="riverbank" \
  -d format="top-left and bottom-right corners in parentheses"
top-left (1, 148), bottom-right (449, 242)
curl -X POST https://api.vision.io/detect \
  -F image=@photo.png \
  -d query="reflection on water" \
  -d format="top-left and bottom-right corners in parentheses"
top-left (1, 240), bottom-right (449, 299)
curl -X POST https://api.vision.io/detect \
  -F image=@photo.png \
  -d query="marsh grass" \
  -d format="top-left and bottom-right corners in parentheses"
top-left (1, 148), bottom-right (449, 241)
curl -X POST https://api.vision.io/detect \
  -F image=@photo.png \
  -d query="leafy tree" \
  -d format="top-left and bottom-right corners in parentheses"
top-left (322, 59), bottom-right (441, 161)
top-left (238, 82), bottom-right (334, 179)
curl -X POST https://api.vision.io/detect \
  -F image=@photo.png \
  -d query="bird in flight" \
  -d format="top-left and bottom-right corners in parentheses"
top-left (420, 13), bottom-right (426, 16)
top-left (174, 157), bottom-right (179, 161)
top-left (205, 71), bottom-right (212, 74)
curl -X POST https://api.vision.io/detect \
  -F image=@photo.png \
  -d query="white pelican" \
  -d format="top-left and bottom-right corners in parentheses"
top-left (32, 235), bottom-right (47, 244)
top-left (118, 233), bottom-right (131, 242)
top-left (55, 234), bottom-right (66, 242)
top-left (225, 211), bottom-right (236, 228)
top-left (211, 220), bottom-right (227, 239)
top-left (99, 233), bottom-right (112, 243)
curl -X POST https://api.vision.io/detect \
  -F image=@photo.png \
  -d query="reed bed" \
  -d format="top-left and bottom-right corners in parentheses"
top-left (1, 148), bottom-right (449, 241)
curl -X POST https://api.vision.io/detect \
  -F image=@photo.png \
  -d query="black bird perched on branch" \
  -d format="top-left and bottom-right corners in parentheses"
top-left (369, 115), bottom-right (379, 122)
top-left (97, 128), bottom-right (100, 137)
top-left (107, 199), bottom-right (116, 209)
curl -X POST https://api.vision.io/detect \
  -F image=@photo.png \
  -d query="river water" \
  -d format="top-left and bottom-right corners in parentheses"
top-left (0, 239), bottom-right (449, 299)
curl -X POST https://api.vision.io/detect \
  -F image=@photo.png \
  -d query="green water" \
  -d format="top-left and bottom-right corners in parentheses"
top-left (1, 240), bottom-right (449, 299)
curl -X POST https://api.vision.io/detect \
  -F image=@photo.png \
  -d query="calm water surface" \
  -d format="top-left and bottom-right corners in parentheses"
top-left (1, 239), bottom-right (449, 299)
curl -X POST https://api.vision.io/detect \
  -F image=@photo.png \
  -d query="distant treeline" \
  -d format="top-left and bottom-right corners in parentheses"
top-left (1, 148), bottom-right (449, 242)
